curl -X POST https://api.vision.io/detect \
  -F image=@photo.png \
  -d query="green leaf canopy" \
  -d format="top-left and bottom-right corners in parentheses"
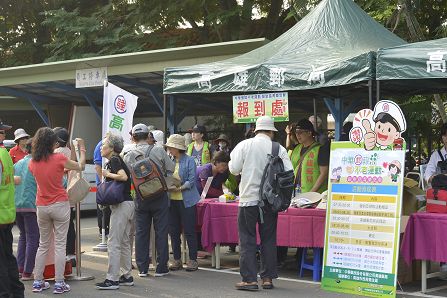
top-left (377, 37), bottom-right (447, 95)
top-left (163, 0), bottom-right (405, 95)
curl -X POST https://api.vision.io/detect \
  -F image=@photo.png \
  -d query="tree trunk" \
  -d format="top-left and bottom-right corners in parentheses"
top-left (434, 94), bottom-right (447, 124)
top-left (239, 0), bottom-right (254, 39)
top-left (264, 0), bottom-right (282, 39)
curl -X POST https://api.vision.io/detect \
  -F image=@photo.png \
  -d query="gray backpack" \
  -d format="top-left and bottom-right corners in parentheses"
top-left (258, 142), bottom-right (294, 217)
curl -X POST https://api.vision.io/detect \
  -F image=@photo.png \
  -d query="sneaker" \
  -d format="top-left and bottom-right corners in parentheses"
top-left (95, 279), bottom-right (119, 290)
top-left (185, 260), bottom-right (198, 272)
top-left (53, 281), bottom-right (71, 294)
top-left (138, 271), bottom-right (148, 277)
top-left (21, 272), bottom-right (34, 281)
top-left (119, 275), bottom-right (134, 286)
top-left (169, 260), bottom-right (183, 271)
top-left (32, 280), bottom-right (50, 293)
top-left (154, 269), bottom-right (169, 277)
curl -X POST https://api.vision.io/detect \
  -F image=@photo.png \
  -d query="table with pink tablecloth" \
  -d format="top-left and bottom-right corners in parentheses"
top-left (400, 212), bottom-right (447, 293)
top-left (400, 212), bottom-right (447, 264)
top-left (197, 200), bottom-right (326, 253)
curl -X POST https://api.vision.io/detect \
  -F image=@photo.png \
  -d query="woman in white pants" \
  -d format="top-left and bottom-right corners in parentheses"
top-left (95, 133), bottom-right (135, 290)
top-left (29, 127), bottom-right (85, 294)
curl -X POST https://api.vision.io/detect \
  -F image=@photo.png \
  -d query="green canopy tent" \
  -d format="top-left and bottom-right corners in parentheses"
top-left (163, 0), bottom-right (405, 139)
top-left (377, 37), bottom-right (447, 96)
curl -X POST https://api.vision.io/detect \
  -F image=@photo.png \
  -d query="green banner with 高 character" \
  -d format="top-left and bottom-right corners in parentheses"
top-left (232, 92), bottom-right (288, 123)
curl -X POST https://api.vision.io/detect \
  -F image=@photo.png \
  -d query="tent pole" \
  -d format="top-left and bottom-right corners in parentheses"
top-left (163, 94), bottom-right (168, 141)
top-left (368, 79), bottom-right (373, 109)
top-left (169, 95), bottom-right (176, 134)
top-left (376, 80), bottom-right (380, 104)
top-left (313, 98), bottom-right (318, 133)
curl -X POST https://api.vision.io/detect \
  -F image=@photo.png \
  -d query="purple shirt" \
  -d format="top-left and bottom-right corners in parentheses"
top-left (196, 163), bottom-right (229, 198)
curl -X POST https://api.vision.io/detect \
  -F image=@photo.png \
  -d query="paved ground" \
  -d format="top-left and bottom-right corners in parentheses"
top-left (11, 213), bottom-right (447, 297)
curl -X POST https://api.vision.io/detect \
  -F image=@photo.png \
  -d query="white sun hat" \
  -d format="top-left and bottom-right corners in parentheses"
top-left (254, 116), bottom-right (278, 132)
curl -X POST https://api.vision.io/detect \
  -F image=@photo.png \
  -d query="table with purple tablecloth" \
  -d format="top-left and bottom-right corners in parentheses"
top-left (197, 200), bottom-right (326, 253)
top-left (400, 212), bottom-right (447, 293)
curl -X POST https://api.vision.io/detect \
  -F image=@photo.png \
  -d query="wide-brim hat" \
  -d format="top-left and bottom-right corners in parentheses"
top-left (254, 116), bottom-right (277, 132)
top-left (14, 128), bottom-right (30, 142)
top-left (316, 191), bottom-right (328, 209)
top-left (215, 134), bottom-right (230, 144)
top-left (296, 192), bottom-right (322, 204)
top-left (0, 119), bottom-right (12, 131)
top-left (164, 134), bottom-right (187, 151)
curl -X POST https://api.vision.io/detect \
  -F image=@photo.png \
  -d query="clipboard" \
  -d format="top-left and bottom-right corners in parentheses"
top-left (200, 177), bottom-right (214, 200)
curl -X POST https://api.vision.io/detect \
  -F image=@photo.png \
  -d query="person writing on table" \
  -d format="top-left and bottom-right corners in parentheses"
top-left (196, 151), bottom-right (230, 198)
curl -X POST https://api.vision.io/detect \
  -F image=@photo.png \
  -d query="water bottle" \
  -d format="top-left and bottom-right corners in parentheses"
top-left (294, 184), bottom-right (301, 195)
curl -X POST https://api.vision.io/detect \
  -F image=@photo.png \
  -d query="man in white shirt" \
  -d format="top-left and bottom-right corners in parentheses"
top-left (424, 124), bottom-right (447, 184)
top-left (229, 116), bottom-right (292, 291)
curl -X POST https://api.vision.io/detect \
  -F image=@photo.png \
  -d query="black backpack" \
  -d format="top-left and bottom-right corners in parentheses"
top-left (258, 142), bottom-right (295, 216)
top-left (432, 174), bottom-right (447, 191)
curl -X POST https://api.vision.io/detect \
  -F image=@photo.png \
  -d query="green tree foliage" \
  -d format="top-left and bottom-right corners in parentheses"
top-left (0, 0), bottom-right (446, 126)
top-left (1, 0), bottom-right (447, 66)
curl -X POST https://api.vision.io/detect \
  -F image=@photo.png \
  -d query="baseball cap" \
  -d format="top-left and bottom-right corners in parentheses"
top-left (295, 119), bottom-right (316, 134)
top-left (192, 125), bottom-right (206, 134)
top-left (53, 127), bottom-right (69, 144)
top-left (132, 123), bottom-right (149, 135)
top-left (0, 119), bottom-right (12, 131)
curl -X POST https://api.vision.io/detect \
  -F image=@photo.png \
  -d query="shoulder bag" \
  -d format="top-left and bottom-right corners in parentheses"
top-left (67, 140), bottom-right (90, 204)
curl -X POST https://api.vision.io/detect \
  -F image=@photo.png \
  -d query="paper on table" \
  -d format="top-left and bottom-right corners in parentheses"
top-left (200, 177), bottom-right (214, 200)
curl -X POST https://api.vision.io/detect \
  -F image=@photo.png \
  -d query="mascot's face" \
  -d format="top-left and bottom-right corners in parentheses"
top-left (374, 122), bottom-right (399, 147)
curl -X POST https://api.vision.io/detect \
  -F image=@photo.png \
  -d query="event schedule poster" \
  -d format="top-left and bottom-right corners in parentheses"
top-left (322, 100), bottom-right (407, 298)
top-left (232, 92), bottom-right (288, 123)
top-left (321, 142), bottom-right (405, 297)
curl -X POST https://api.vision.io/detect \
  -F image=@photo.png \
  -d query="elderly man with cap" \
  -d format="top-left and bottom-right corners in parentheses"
top-left (229, 116), bottom-right (292, 291)
top-left (9, 128), bottom-right (30, 164)
top-left (187, 124), bottom-right (212, 167)
top-left (0, 119), bottom-right (25, 297)
top-left (123, 123), bottom-right (174, 277)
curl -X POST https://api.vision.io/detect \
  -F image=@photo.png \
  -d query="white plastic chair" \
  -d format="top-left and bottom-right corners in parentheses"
top-left (405, 171), bottom-right (421, 183)
top-left (419, 164), bottom-right (428, 191)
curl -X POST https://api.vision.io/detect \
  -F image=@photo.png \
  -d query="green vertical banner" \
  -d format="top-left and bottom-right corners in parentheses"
top-left (232, 92), bottom-right (289, 123)
top-left (321, 100), bottom-right (407, 298)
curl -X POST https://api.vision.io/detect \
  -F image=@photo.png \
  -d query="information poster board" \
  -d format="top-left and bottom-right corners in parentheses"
top-left (321, 100), bottom-right (407, 298)
top-left (232, 92), bottom-right (288, 123)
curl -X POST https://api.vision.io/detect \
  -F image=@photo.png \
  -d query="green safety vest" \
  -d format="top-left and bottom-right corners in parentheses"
top-left (294, 143), bottom-right (327, 194)
top-left (187, 141), bottom-right (211, 165)
top-left (288, 146), bottom-right (301, 171)
top-left (224, 173), bottom-right (238, 193)
top-left (0, 148), bottom-right (16, 224)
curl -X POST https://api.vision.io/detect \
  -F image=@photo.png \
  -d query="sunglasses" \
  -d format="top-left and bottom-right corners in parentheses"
top-left (295, 129), bottom-right (311, 135)
top-left (0, 131), bottom-right (5, 135)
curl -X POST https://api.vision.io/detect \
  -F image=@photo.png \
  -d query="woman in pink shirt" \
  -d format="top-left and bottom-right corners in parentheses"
top-left (28, 127), bottom-right (86, 294)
